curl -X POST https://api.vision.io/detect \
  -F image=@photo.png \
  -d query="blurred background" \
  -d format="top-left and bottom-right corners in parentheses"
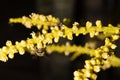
top-left (0, 0), bottom-right (120, 80)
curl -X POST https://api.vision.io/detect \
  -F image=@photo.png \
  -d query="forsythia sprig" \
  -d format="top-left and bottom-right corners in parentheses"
top-left (0, 13), bottom-right (119, 80)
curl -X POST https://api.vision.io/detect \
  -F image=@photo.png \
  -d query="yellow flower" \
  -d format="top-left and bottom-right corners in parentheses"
top-left (8, 53), bottom-right (14, 59)
top-left (18, 47), bottom-right (25, 55)
top-left (86, 21), bottom-right (92, 29)
top-left (96, 20), bottom-right (102, 28)
top-left (112, 35), bottom-right (119, 41)
top-left (6, 40), bottom-right (12, 47)
top-left (93, 66), bottom-right (100, 72)
top-left (0, 52), bottom-right (8, 62)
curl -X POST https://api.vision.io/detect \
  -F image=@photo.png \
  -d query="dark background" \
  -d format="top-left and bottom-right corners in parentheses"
top-left (0, 0), bottom-right (120, 80)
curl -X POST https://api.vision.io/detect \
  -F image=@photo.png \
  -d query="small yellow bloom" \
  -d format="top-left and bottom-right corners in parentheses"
top-left (8, 53), bottom-right (14, 59)
top-left (67, 33), bottom-right (73, 40)
top-left (93, 66), bottom-right (100, 72)
top-left (20, 40), bottom-right (27, 47)
top-left (54, 37), bottom-right (59, 43)
top-left (6, 40), bottom-right (12, 47)
top-left (91, 73), bottom-right (97, 80)
top-left (83, 69), bottom-right (91, 78)
top-left (90, 59), bottom-right (96, 65)
top-left (74, 71), bottom-right (81, 77)
top-left (0, 52), bottom-right (8, 62)
top-left (74, 76), bottom-right (82, 80)
top-left (103, 47), bottom-right (109, 52)
top-left (112, 35), bottom-right (119, 41)
top-left (96, 20), bottom-right (102, 28)
top-left (105, 38), bottom-right (111, 46)
top-left (18, 47), bottom-right (25, 55)
top-left (2, 46), bottom-right (8, 53)
top-left (90, 31), bottom-right (95, 38)
top-left (102, 53), bottom-right (109, 59)
top-left (111, 44), bottom-right (117, 49)
top-left (86, 21), bottom-right (92, 29)
top-left (42, 29), bottom-right (47, 34)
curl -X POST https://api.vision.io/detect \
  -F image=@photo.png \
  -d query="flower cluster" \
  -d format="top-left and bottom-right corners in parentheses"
top-left (73, 37), bottom-right (117, 80)
top-left (0, 13), bottom-right (120, 80)
top-left (9, 13), bottom-right (60, 30)
top-left (74, 58), bottom-right (100, 80)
